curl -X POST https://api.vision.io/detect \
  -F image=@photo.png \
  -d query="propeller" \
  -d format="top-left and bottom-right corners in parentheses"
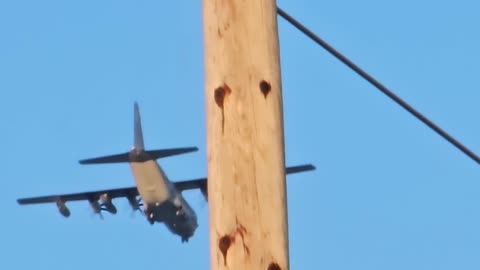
top-left (88, 206), bottom-right (105, 221)
top-left (126, 196), bottom-right (144, 218)
top-left (131, 204), bottom-right (144, 218)
top-left (87, 198), bottom-right (105, 221)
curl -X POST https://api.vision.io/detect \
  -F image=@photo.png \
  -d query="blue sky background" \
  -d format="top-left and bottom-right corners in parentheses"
top-left (1, 1), bottom-right (480, 269)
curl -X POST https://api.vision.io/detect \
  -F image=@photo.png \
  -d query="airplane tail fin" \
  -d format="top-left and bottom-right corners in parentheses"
top-left (78, 102), bottom-right (198, 165)
top-left (134, 102), bottom-right (145, 151)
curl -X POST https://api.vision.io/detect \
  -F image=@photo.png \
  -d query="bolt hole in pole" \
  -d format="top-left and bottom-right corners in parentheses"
top-left (259, 80), bottom-right (271, 98)
top-left (268, 262), bottom-right (282, 270)
top-left (215, 87), bottom-right (227, 109)
top-left (218, 235), bottom-right (233, 265)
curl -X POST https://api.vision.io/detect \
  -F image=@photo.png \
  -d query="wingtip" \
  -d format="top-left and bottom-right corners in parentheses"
top-left (181, 146), bottom-right (199, 153)
top-left (285, 164), bottom-right (316, 175)
top-left (17, 198), bottom-right (29, 205)
top-left (185, 146), bottom-right (199, 154)
top-left (299, 164), bottom-right (316, 172)
top-left (78, 158), bottom-right (89, 165)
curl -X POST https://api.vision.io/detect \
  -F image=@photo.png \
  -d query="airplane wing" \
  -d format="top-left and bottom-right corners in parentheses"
top-left (174, 164), bottom-right (316, 198)
top-left (17, 187), bottom-right (138, 205)
top-left (16, 186), bottom-right (140, 220)
top-left (285, 164), bottom-right (316, 174)
top-left (17, 164), bottom-right (314, 213)
top-left (174, 177), bottom-right (208, 198)
top-left (17, 187), bottom-right (140, 217)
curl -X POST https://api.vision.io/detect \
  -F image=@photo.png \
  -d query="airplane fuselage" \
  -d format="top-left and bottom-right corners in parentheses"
top-left (129, 149), bottom-right (198, 242)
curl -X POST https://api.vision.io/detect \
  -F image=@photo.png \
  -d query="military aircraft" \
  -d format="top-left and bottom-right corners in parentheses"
top-left (17, 103), bottom-right (315, 242)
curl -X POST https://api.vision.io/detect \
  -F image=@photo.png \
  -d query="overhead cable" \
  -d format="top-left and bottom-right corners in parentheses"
top-left (277, 7), bottom-right (480, 164)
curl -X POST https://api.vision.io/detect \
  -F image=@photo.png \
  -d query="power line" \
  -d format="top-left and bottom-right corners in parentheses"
top-left (277, 7), bottom-right (480, 164)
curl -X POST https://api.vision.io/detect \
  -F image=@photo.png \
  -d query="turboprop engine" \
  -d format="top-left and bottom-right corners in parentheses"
top-left (127, 195), bottom-right (142, 211)
top-left (99, 194), bottom-right (117, 214)
top-left (55, 199), bottom-right (70, 217)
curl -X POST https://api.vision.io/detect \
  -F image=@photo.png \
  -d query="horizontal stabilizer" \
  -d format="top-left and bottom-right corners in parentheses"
top-left (147, 147), bottom-right (198, 159)
top-left (79, 152), bottom-right (130, 164)
top-left (79, 147), bottom-right (198, 165)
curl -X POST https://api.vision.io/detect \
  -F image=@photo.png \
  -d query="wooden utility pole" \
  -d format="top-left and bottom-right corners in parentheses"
top-left (203, 1), bottom-right (288, 269)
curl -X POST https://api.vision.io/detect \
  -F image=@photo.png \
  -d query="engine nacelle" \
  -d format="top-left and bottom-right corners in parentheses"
top-left (200, 182), bottom-right (208, 201)
top-left (127, 195), bottom-right (141, 211)
top-left (89, 199), bottom-right (102, 214)
top-left (100, 194), bottom-right (117, 214)
top-left (55, 200), bottom-right (70, 217)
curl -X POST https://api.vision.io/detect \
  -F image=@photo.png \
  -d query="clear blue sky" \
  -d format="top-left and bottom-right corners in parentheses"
top-left (1, 1), bottom-right (480, 269)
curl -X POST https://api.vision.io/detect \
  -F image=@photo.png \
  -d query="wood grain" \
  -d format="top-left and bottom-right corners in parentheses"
top-left (203, 1), bottom-right (289, 269)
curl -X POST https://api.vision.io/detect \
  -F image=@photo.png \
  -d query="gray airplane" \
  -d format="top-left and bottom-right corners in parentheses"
top-left (17, 103), bottom-right (315, 242)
